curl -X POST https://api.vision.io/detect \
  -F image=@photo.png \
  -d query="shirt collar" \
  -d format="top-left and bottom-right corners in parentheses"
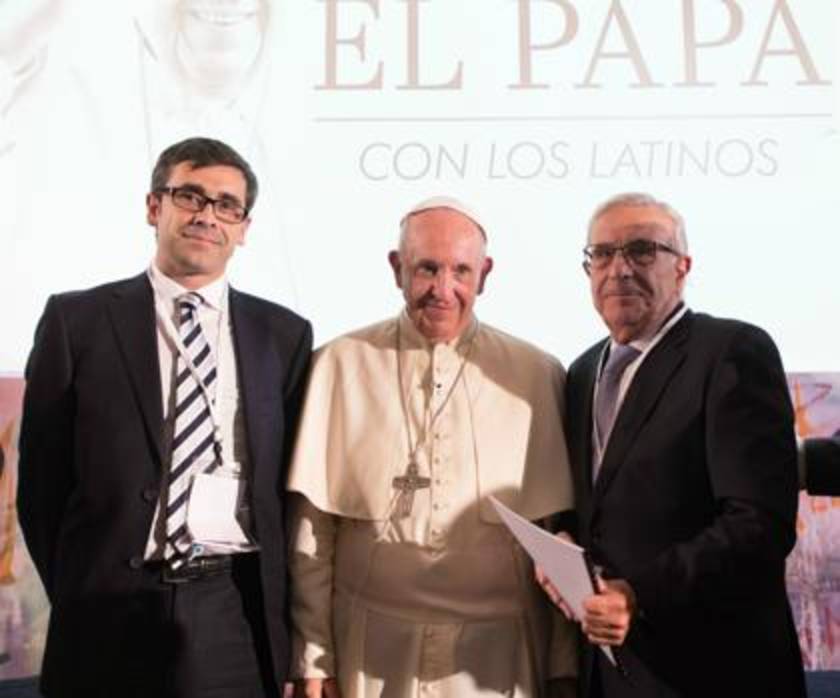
top-left (147, 261), bottom-right (227, 311)
top-left (616, 302), bottom-right (687, 353)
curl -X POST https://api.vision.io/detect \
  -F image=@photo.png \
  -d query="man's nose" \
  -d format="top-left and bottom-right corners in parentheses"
top-left (431, 271), bottom-right (454, 297)
top-left (191, 200), bottom-right (219, 226)
top-left (606, 249), bottom-right (633, 277)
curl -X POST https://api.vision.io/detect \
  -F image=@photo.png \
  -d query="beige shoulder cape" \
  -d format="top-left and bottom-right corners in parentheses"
top-left (287, 317), bottom-right (574, 521)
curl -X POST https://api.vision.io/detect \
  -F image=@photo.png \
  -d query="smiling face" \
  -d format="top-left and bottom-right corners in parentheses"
top-left (147, 161), bottom-right (249, 289)
top-left (588, 203), bottom-right (691, 343)
top-left (389, 207), bottom-right (493, 344)
top-left (175, 0), bottom-right (265, 90)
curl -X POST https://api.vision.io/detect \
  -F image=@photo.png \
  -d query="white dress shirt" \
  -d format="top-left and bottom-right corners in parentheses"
top-left (144, 262), bottom-right (257, 559)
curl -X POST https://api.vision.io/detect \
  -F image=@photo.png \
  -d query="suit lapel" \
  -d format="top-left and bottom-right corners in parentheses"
top-left (578, 346), bottom-right (604, 491)
top-left (108, 274), bottom-right (164, 466)
top-left (593, 312), bottom-right (692, 499)
top-left (229, 289), bottom-right (278, 480)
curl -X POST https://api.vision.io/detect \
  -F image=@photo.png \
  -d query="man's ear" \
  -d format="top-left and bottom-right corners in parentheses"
top-left (677, 254), bottom-right (692, 280)
top-left (477, 256), bottom-right (494, 294)
top-left (388, 250), bottom-right (403, 289)
top-left (146, 192), bottom-right (160, 226)
top-left (235, 218), bottom-right (251, 247)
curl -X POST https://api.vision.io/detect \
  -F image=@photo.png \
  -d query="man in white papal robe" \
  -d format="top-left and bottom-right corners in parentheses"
top-left (287, 197), bottom-right (577, 698)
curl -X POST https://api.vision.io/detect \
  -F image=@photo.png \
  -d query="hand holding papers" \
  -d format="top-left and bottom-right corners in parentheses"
top-left (489, 496), bottom-right (591, 616)
top-left (488, 496), bottom-right (620, 668)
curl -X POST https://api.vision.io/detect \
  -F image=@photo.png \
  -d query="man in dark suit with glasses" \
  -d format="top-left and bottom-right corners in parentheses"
top-left (18, 136), bottom-right (311, 697)
top-left (544, 192), bottom-right (805, 697)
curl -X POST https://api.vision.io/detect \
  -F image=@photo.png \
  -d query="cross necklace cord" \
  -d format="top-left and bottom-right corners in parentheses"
top-left (393, 318), bottom-right (477, 518)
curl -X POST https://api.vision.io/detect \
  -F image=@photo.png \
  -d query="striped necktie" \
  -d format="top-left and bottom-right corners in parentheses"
top-left (164, 292), bottom-right (220, 567)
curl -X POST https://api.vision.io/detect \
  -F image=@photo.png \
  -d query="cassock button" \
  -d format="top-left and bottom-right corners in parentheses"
top-left (128, 555), bottom-right (144, 570)
top-left (141, 487), bottom-right (158, 503)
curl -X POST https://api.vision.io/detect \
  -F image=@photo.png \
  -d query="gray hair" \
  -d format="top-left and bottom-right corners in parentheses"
top-left (587, 192), bottom-right (688, 253)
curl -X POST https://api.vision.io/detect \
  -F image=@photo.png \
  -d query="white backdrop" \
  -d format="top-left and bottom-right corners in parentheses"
top-left (1, 0), bottom-right (837, 373)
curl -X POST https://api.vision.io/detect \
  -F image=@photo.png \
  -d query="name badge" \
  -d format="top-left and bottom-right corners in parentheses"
top-left (186, 468), bottom-right (252, 546)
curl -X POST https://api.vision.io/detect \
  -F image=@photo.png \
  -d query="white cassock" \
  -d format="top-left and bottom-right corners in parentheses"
top-left (287, 312), bottom-right (576, 698)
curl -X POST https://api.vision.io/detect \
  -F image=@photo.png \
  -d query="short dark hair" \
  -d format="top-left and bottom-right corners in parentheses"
top-left (150, 137), bottom-right (259, 212)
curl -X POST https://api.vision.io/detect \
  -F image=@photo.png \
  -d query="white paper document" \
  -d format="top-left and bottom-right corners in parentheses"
top-left (489, 495), bottom-right (618, 666)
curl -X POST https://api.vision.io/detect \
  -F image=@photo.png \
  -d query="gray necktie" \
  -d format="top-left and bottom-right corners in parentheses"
top-left (594, 344), bottom-right (641, 477)
top-left (165, 292), bottom-right (220, 567)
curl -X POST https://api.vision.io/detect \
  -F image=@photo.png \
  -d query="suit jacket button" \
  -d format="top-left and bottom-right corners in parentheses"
top-left (141, 487), bottom-right (158, 503)
top-left (128, 555), bottom-right (144, 570)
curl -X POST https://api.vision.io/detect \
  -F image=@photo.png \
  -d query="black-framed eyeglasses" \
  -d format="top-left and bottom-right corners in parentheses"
top-left (583, 239), bottom-right (681, 273)
top-left (156, 186), bottom-right (248, 224)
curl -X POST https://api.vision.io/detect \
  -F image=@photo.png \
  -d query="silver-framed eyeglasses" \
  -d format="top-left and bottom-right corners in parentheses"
top-left (583, 239), bottom-right (681, 272)
top-left (156, 186), bottom-right (248, 224)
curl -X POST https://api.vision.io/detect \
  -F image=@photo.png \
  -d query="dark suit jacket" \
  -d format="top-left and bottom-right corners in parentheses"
top-left (18, 273), bottom-right (312, 696)
top-left (565, 311), bottom-right (805, 698)
top-left (804, 437), bottom-right (840, 496)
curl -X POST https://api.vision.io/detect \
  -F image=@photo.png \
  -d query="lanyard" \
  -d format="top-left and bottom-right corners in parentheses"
top-left (152, 288), bottom-right (229, 448)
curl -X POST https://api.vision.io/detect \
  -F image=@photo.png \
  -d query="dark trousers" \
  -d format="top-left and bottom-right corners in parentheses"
top-left (40, 553), bottom-right (277, 698)
top-left (165, 553), bottom-right (276, 698)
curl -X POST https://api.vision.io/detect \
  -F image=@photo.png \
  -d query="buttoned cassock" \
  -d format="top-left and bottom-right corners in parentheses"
top-left (287, 313), bottom-right (576, 698)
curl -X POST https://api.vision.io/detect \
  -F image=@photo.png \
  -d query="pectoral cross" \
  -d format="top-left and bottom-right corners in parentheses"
top-left (392, 460), bottom-right (431, 518)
